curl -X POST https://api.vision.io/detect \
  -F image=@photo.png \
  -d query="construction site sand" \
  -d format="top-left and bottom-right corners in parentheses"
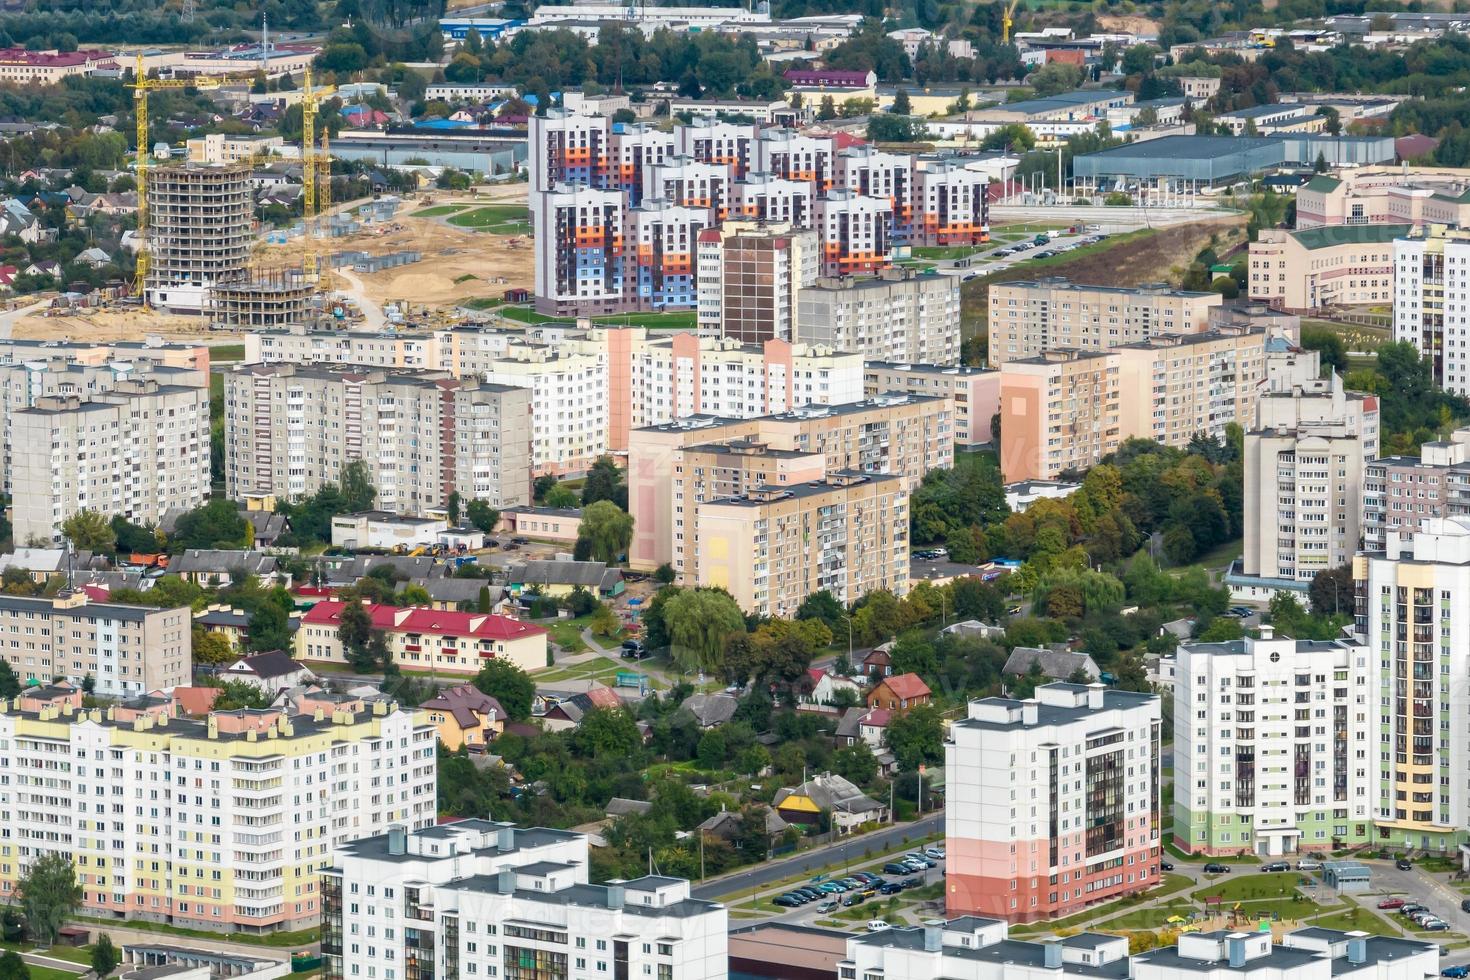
top-left (8, 307), bottom-right (235, 344)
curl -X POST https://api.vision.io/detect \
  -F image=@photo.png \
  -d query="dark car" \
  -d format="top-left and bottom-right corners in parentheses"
top-left (842, 893), bottom-right (864, 908)
top-left (772, 895), bottom-right (801, 908)
top-left (511, 537), bottom-right (530, 544)
top-left (879, 883), bottom-right (904, 895)
top-left (1397, 858), bottom-right (1414, 871)
top-left (1160, 861), bottom-right (1174, 871)
top-left (901, 877), bottom-right (922, 889)
top-left (1461, 899), bottom-right (1470, 913)
top-left (1203, 864), bottom-right (1231, 874)
top-left (794, 888), bottom-right (821, 901)
top-left (884, 862), bottom-right (911, 875)
top-left (1426, 920), bottom-right (1450, 932)
top-left (1263, 861), bottom-right (1290, 872)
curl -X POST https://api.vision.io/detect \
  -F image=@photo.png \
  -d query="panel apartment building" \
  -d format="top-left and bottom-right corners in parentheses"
top-left (946, 683), bottom-right (1162, 924)
top-left (1354, 516), bottom-right (1470, 854)
top-left (223, 364), bottom-right (532, 514)
top-left (0, 685), bottom-right (435, 933)
top-left (1173, 630), bottom-right (1373, 857)
top-left (628, 393), bottom-right (953, 572)
top-left (796, 269), bottom-right (961, 364)
top-left (11, 379), bottom-right (210, 546)
top-left (1362, 428), bottom-right (1470, 551)
top-left (987, 279), bottom-right (1223, 366)
top-left (324, 821), bottom-right (727, 980)
top-left (863, 362), bottom-right (1000, 447)
top-left (1393, 224), bottom-right (1470, 396)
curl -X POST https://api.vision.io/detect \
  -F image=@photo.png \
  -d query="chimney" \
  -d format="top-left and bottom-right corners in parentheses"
top-left (1043, 942), bottom-right (1062, 968)
top-left (387, 825), bottom-right (407, 856)
top-left (498, 869), bottom-right (516, 894)
top-left (1227, 937), bottom-right (1246, 968)
top-left (1259, 623), bottom-right (1274, 641)
top-left (1347, 938), bottom-right (1367, 964)
top-left (606, 884), bottom-right (624, 910)
top-left (1021, 701), bottom-right (1038, 725)
top-left (923, 921), bottom-right (942, 953)
top-left (1087, 683), bottom-right (1104, 710)
top-left (498, 826), bottom-right (516, 852)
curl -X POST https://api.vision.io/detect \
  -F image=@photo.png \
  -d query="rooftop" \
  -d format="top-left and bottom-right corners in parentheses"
top-left (1289, 223), bottom-right (1411, 250)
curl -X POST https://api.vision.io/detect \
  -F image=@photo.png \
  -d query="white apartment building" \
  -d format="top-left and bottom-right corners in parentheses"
top-left (323, 821), bottom-right (727, 980)
top-left (1172, 630), bottom-right (1373, 858)
top-left (0, 590), bottom-right (189, 697)
top-left (223, 364), bottom-right (532, 511)
top-left (797, 269), bottom-right (960, 364)
top-left (812, 190), bottom-right (892, 276)
top-left (1355, 515), bottom-right (1470, 854)
top-left (1238, 371), bottom-right (1380, 595)
top-left (481, 341), bottom-right (609, 476)
top-left (644, 155), bottom-right (731, 216)
top-left (0, 686), bottom-right (435, 933)
top-left (727, 173), bottom-right (814, 227)
top-left (10, 380), bottom-right (209, 546)
top-left (675, 117), bottom-right (758, 177)
top-left (531, 182), bottom-right (626, 316)
top-left (754, 128), bottom-right (836, 191)
top-left (841, 921), bottom-right (1436, 980)
top-left (945, 683), bottom-right (1162, 923)
top-left (1393, 225), bottom-right (1470, 395)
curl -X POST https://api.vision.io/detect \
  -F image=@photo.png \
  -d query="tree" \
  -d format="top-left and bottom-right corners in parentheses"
top-left (191, 626), bottom-right (235, 666)
top-left (891, 88), bottom-right (911, 114)
top-left (1314, 150), bottom-right (1329, 173)
top-left (337, 599), bottom-right (374, 669)
top-left (0, 659), bottom-right (17, 698)
top-left (1027, 61), bottom-right (1083, 97)
top-left (341, 460), bottom-right (376, 512)
top-left (889, 631), bottom-right (937, 677)
top-left (246, 602), bottom-right (291, 653)
top-left (582, 455), bottom-right (627, 510)
top-left (1309, 564), bottom-right (1354, 617)
top-left (884, 705), bottom-right (944, 772)
top-left (544, 484), bottom-right (580, 509)
top-left (110, 516), bottom-right (159, 554)
top-left (0, 952), bottom-right (27, 980)
top-left (818, 94), bottom-right (837, 120)
top-left (17, 852), bottom-right (81, 946)
top-left (473, 658), bottom-right (535, 720)
top-left (654, 563), bottom-right (676, 585)
top-left (91, 935), bottom-right (119, 977)
top-left (589, 603), bottom-right (620, 638)
top-left (662, 588), bottom-right (745, 674)
top-left (447, 492), bottom-right (462, 525)
top-left (571, 706), bottom-right (642, 758)
top-left (466, 500), bottom-right (499, 533)
top-left (0, 568), bottom-right (37, 596)
top-left (796, 589), bottom-right (848, 637)
top-left (173, 499), bottom-right (249, 551)
top-left (61, 510), bottom-right (115, 553)
top-left (696, 728), bottom-right (726, 770)
top-left (577, 500), bottom-right (634, 564)
top-left (210, 679), bottom-right (272, 710)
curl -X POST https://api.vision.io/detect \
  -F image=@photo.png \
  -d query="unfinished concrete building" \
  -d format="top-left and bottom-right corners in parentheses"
top-left (210, 269), bottom-right (316, 330)
top-left (144, 161), bottom-right (253, 312)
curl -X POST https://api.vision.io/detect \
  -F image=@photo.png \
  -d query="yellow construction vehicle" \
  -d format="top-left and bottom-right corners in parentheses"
top-left (129, 53), bottom-right (222, 303)
top-left (1002, 0), bottom-right (1020, 44)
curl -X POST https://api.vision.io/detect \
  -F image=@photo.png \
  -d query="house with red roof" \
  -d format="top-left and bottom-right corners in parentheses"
top-left (782, 68), bottom-right (878, 92)
top-left (866, 672), bottom-right (932, 712)
top-left (803, 667), bottom-right (863, 706)
top-left (295, 600), bottom-right (548, 674)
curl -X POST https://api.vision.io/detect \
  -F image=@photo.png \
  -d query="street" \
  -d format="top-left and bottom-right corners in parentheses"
top-left (689, 812), bottom-right (943, 901)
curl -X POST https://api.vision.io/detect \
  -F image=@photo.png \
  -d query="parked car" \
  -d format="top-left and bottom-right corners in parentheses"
top-left (852, 872), bottom-right (878, 884)
top-left (842, 894), bottom-right (864, 908)
top-left (1296, 860), bottom-right (1321, 871)
top-left (1377, 898), bottom-right (1406, 910)
top-left (1441, 966), bottom-right (1468, 978)
top-left (1203, 864), bottom-right (1232, 874)
top-left (815, 882), bottom-right (841, 894)
top-left (879, 883), bottom-right (904, 895)
top-left (1263, 861), bottom-right (1290, 872)
top-left (1397, 858), bottom-right (1414, 871)
top-left (883, 862), bottom-right (911, 875)
top-left (1160, 861), bottom-right (1174, 871)
top-left (773, 895), bottom-right (801, 908)
top-left (905, 853), bottom-right (936, 868)
top-left (868, 920), bottom-right (891, 932)
top-left (1425, 920), bottom-right (1450, 932)
top-left (1400, 904), bottom-right (1427, 916)
top-left (924, 847), bottom-right (945, 860)
top-left (901, 877), bottom-right (922, 890)
top-left (794, 888), bottom-right (821, 901)
top-left (816, 900), bottom-right (838, 914)
top-left (1461, 898), bottom-right (1470, 913)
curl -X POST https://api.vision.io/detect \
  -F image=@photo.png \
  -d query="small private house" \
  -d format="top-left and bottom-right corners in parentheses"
top-left (497, 506), bottom-right (583, 544)
top-left (540, 685), bottom-right (625, 731)
top-left (774, 772), bottom-right (887, 833)
top-left (1002, 645), bottom-right (1100, 683)
top-left (169, 549), bottom-right (285, 588)
top-left (867, 672), bottom-right (932, 712)
top-left (419, 683), bottom-right (506, 750)
top-left (218, 650), bottom-right (316, 694)
top-left (803, 668), bottom-right (863, 707)
top-left (505, 560), bottom-right (625, 600)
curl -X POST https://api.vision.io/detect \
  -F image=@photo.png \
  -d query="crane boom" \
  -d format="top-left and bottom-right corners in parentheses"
top-left (1003, 0), bottom-right (1020, 44)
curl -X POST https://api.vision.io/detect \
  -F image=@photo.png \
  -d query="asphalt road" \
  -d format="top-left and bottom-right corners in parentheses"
top-left (690, 812), bottom-right (943, 901)
top-left (1367, 859), bottom-right (1470, 951)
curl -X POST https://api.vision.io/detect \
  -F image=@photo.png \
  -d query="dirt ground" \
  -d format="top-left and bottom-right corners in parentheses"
top-left (8, 306), bottom-right (226, 343)
top-left (1096, 14), bottom-right (1163, 34)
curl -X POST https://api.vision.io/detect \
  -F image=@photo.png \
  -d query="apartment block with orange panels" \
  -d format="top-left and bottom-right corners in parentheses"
top-left (528, 110), bottom-right (609, 193)
top-left (607, 123), bottom-right (675, 204)
top-left (532, 182), bottom-right (627, 316)
top-left (835, 145), bottom-right (914, 243)
top-left (626, 199), bottom-right (712, 309)
top-left (913, 160), bottom-right (991, 247)
top-left (729, 172), bottom-right (813, 227)
top-left (676, 116), bottom-right (759, 178)
top-left (645, 155), bottom-right (733, 219)
top-left (755, 128), bottom-right (836, 192)
top-left (814, 189), bottom-right (893, 276)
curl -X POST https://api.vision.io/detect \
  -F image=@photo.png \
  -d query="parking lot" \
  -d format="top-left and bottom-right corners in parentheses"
top-left (764, 847), bottom-right (947, 931)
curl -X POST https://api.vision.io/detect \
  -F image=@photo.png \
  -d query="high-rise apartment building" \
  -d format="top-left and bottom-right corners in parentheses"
top-left (1362, 428), bottom-right (1470, 551)
top-left (480, 343), bottom-right (608, 478)
top-left (1354, 516), bottom-right (1470, 853)
top-left (912, 159), bottom-right (990, 247)
top-left (1111, 327), bottom-right (1268, 447)
top-left (625, 199), bottom-right (711, 309)
top-left (1172, 629), bottom-right (1373, 857)
top-left (0, 590), bottom-right (189, 697)
top-left (835, 145), bottom-right (914, 241)
top-left (988, 279), bottom-right (1222, 367)
top-left (532, 182), bottom-right (626, 316)
top-left (1392, 224), bottom-right (1470, 395)
top-left (946, 683), bottom-right (1162, 923)
top-left (999, 349), bottom-right (1120, 482)
top-left (727, 173), bottom-right (813, 227)
top-left (645, 156), bottom-right (731, 219)
top-left (1240, 371), bottom-right (1379, 591)
top-left (223, 364), bottom-right (532, 511)
top-left (813, 190), bottom-right (892, 276)
top-left (696, 223), bottom-right (819, 342)
top-left (676, 116), bottom-right (758, 177)
top-left (144, 161), bottom-right (253, 312)
top-left (696, 472), bottom-right (909, 617)
top-left (11, 380), bottom-right (209, 545)
top-left (796, 269), bottom-right (960, 364)
top-left (323, 821), bottom-right (727, 980)
top-left (863, 362), bottom-right (1000, 447)
top-left (754, 128), bottom-right (836, 192)
top-left (528, 109), bottom-right (608, 193)
top-left (0, 685), bottom-right (435, 933)
top-left (606, 123), bottom-right (675, 203)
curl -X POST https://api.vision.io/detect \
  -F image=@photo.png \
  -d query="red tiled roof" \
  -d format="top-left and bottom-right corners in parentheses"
top-left (878, 673), bottom-right (931, 699)
top-left (832, 132), bottom-right (866, 150)
top-left (782, 68), bottom-right (872, 87)
top-left (862, 707), bottom-right (892, 728)
top-left (301, 601), bottom-right (547, 641)
top-left (172, 686), bottom-right (222, 716)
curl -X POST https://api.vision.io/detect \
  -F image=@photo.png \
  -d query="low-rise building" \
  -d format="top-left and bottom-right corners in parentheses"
top-left (323, 822), bottom-right (728, 980)
top-left (946, 683), bottom-right (1162, 923)
top-left (419, 683), bottom-right (506, 749)
top-left (1296, 165), bottom-right (1470, 229)
top-left (328, 512), bottom-right (447, 550)
top-left (296, 601), bottom-right (548, 674)
top-left (1249, 224), bottom-right (1403, 312)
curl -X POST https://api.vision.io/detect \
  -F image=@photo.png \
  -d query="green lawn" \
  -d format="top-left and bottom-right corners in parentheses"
top-left (1308, 908), bottom-right (1403, 937)
top-left (1011, 874), bottom-right (1194, 934)
top-left (71, 915), bottom-right (318, 948)
top-left (210, 344), bottom-right (246, 362)
top-left (543, 618), bottom-right (590, 653)
top-left (463, 297), bottom-right (504, 310)
top-left (448, 206), bottom-right (531, 231)
top-left (29, 966), bottom-right (82, 980)
top-left (0, 942), bottom-right (90, 967)
top-left (415, 204), bottom-right (470, 217)
top-left (1105, 899), bottom-right (1203, 930)
top-left (497, 305), bottom-right (699, 330)
top-left (1192, 873), bottom-right (1305, 903)
top-left (911, 245), bottom-right (985, 260)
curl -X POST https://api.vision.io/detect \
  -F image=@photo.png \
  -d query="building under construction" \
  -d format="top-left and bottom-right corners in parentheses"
top-left (210, 268), bottom-right (317, 329)
top-left (144, 160), bottom-right (253, 312)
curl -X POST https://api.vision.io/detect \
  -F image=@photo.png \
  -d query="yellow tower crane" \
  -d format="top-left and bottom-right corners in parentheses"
top-left (129, 53), bottom-right (221, 303)
top-left (1002, 0), bottom-right (1020, 44)
top-left (299, 68), bottom-right (337, 285)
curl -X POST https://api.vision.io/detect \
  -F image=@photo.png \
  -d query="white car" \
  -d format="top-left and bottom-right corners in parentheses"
top-left (868, 920), bottom-right (891, 932)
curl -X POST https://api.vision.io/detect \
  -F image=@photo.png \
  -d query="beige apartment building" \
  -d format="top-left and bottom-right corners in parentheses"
top-left (1295, 166), bottom-right (1470, 229)
top-left (1112, 327), bottom-right (1268, 447)
top-left (987, 278), bottom-right (1222, 366)
top-left (697, 473), bottom-right (909, 618)
top-left (629, 393), bottom-right (952, 570)
top-left (224, 364), bottom-right (532, 514)
top-left (796, 268), bottom-right (961, 364)
top-left (0, 590), bottom-right (190, 698)
top-left (863, 362), bottom-right (1000, 446)
top-left (999, 349), bottom-right (1120, 482)
top-left (1248, 224), bottom-right (1404, 312)
top-left (10, 380), bottom-right (210, 546)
